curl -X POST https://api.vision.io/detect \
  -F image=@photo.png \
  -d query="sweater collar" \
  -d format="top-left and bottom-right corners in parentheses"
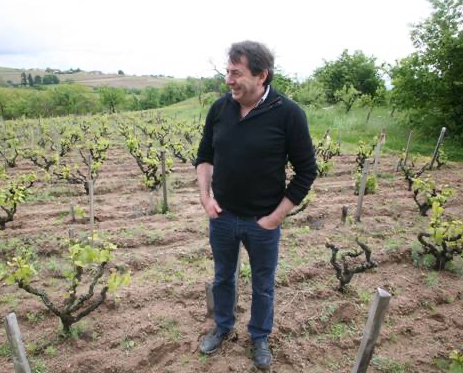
top-left (256, 84), bottom-right (270, 107)
top-left (227, 85), bottom-right (279, 107)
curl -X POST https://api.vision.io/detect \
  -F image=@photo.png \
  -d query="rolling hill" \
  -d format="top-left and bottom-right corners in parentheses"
top-left (0, 66), bottom-right (180, 89)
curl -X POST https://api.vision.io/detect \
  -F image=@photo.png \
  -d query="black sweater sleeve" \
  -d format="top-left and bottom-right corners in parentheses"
top-left (194, 101), bottom-right (217, 167)
top-left (284, 105), bottom-right (318, 205)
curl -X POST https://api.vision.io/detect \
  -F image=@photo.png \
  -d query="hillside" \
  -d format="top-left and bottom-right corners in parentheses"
top-left (0, 66), bottom-right (179, 89)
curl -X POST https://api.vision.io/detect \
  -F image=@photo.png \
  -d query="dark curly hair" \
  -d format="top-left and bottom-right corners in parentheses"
top-left (228, 41), bottom-right (274, 86)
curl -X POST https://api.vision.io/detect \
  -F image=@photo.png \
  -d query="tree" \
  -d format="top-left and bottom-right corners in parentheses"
top-left (0, 89), bottom-right (7, 118)
top-left (292, 78), bottom-right (325, 108)
top-left (334, 84), bottom-right (360, 113)
top-left (159, 82), bottom-right (187, 106)
top-left (202, 74), bottom-right (227, 93)
top-left (42, 74), bottom-right (60, 85)
top-left (50, 85), bottom-right (82, 115)
top-left (118, 70), bottom-right (125, 75)
top-left (140, 87), bottom-right (160, 109)
top-left (99, 86), bottom-right (126, 113)
top-left (314, 50), bottom-right (385, 104)
top-left (390, 0), bottom-right (463, 140)
top-left (271, 72), bottom-right (295, 96)
top-left (33, 75), bottom-right (42, 85)
top-left (27, 73), bottom-right (34, 86)
top-left (20, 72), bottom-right (27, 86)
top-left (358, 87), bottom-right (386, 122)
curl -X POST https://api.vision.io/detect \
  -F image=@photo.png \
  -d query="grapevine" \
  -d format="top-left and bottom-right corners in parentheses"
top-left (0, 165), bottom-right (36, 230)
top-left (6, 234), bottom-right (130, 334)
top-left (117, 111), bottom-right (174, 192)
top-left (417, 202), bottom-right (463, 270)
top-left (411, 176), bottom-right (454, 216)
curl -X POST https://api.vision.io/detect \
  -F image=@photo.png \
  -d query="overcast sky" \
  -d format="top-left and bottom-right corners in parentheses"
top-left (0, 0), bottom-right (433, 79)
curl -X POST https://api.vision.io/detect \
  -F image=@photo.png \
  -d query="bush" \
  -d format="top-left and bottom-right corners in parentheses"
top-left (6, 234), bottom-right (130, 334)
top-left (417, 203), bottom-right (463, 270)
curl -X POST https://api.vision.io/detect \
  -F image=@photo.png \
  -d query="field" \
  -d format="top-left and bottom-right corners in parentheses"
top-left (0, 67), bottom-right (177, 89)
top-left (1, 123), bottom-right (463, 372)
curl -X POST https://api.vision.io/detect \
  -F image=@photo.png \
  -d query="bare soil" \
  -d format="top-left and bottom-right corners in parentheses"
top-left (1, 148), bottom-right (462, 373)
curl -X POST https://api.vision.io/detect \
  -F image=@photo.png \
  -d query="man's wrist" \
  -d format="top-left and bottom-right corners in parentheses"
top-left (200, 191), bottom-right (210, 200)
top-left (268, 213), bottom-right (284, 225)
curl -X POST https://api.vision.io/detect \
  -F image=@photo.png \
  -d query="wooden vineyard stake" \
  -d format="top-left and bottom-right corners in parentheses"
top-left (403, 130), bottom-right (412, 167)
top-left (51, 126), bottom-right (59, 147)
top-left (372, 129), bottom-right (386, 176)
top-left (351, 288), bottom-right (391, 373)
top-left (4, 313), bottom-right (32, 373)
top-left (161, 151), bottom-right (168, 214)
top-left (206, 245), bottom-right (242, 317)
top-left (1, 119), bottom-right (5, 160)
top-left (429, 127), bottom-right (446, 170)
top-left (88, 180), bottom-right (94, 240)
top-left (341, 205), bottom-right (349, 224)
top-left (148, 191), bottom-right (155, 215)
top-left (397, 130), bottom-right (413, 172)
top-left (69, 228), bottom-right (75, 240)
top-left (87, 155), bottom-right (94, 241)
top-left (356, 160), bottom-right (370, 222)
top-left (70, 203), bottom-right (76, 222)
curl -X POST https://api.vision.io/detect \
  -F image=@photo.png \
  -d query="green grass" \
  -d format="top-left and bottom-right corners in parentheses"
top-left (158, 95), bottom-right (214, 122)
top-left (371, 356), bottom-right (412, 373)
top-left (0, 341), bottom-right (12, 357)
top-left (155, 317), bottom-right (182, 342)
top-left (31, 359), bottom-right (49, 373)
top-left (304, 105), bottom-right (463, 161)
top-left (120, 337), bottom-right (136, 352)
top-left (161, 97), bottom-right (462, 161)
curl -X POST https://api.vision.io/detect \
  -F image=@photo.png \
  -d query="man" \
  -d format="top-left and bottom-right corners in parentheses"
top-left (195, 40), bottom-right (317, 369)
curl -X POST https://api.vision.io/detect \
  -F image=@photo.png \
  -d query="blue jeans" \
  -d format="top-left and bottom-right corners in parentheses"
top-left (209, 210), bottom-right (280, 342)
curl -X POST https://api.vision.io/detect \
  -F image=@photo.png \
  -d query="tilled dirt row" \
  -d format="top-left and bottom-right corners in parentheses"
top-left (1, 151), bottom-right (463, 373)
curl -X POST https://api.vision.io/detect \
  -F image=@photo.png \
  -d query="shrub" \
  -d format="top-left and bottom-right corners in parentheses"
top-left (354, 173), bottom-right (378, 195)
top-left (0, 166), bottom-right (35, 230)
top-left (417, 202), bottom-right (463, 270)
top-left (449, 349), bottom-right (463, 373)
top-left (6, 234), bottom-right (130, 334)
top-left (412, 177), bottom-right (453, 216)
top-left (326, 237), bottom-right (377, 292)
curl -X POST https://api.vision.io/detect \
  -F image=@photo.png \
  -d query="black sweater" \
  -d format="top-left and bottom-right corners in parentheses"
top-left (196, 87), bottom-right (318, 217)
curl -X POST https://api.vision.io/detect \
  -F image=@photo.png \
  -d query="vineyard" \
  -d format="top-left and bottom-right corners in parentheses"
top-left (1, 104), bottom-right (463, 373)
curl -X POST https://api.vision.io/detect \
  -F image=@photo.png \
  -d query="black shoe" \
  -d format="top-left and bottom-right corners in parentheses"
top-left (199, 328), bottom-right (229, 354)
top-left (254, 339), bottom-right (273, 369)
top-left (253, 339), bottom-right (272, 370)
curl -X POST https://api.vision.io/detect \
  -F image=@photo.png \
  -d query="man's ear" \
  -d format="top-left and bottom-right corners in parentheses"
top-left (259, 69), bottom-right (268, 84)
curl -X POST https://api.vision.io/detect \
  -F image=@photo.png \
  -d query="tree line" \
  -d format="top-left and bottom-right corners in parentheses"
top-left (0, 0), bottom-right (460, 140)
top-left (18, 72), bottom-right (60, 87)
top-left (273, 0), bottom-right (462, 141)
top-left (0, 75), bottom-right (225, 119)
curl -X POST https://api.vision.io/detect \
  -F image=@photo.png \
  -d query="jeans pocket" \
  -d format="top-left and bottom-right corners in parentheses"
top-left (254, 220), bottom-right (278, 231)
top-left (209, 212), bottom-right (224, 221)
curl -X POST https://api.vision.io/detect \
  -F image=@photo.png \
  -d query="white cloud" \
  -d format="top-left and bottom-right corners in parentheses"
top-left (0, 0), bottom-right (433, 77)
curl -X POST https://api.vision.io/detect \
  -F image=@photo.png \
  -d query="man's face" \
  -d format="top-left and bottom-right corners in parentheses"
top-left (225, 56), bottom-right (266, 106)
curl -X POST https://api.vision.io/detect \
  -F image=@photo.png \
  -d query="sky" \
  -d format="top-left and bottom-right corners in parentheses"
top-left (0, 0), bottom-right (434, 79)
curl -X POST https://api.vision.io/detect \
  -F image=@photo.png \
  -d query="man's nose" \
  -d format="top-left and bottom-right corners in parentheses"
top-left (225, 73), bottom-right (233, 85)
